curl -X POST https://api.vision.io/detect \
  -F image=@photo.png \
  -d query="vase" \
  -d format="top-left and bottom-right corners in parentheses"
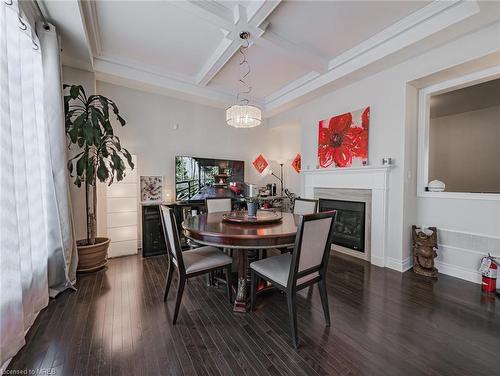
top-left (247, 202), bottom-right (258, 217)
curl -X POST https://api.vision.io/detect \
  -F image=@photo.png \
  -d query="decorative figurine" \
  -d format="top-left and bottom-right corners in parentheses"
top-left (412, 225), bottom-right (438, 278)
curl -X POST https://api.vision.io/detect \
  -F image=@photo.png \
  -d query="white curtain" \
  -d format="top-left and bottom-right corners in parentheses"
top-left (37, 18), bottom-right (78, 298)
top-left (0, 0), bottom-right (77, 367)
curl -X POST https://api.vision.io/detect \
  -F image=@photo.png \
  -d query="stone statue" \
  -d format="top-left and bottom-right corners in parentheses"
top-left (412, 225), bottom-right (438, 278)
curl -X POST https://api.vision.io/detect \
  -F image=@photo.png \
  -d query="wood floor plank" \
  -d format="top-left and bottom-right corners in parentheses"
top-left (7, 252), bottom-right (500, 376)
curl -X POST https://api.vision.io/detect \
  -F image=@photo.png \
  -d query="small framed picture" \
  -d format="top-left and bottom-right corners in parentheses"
top-left (140, 176), bottom-right (163, 202)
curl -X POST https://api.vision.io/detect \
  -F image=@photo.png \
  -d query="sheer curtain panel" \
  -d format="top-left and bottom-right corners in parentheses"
top-left (37, 20), bottom-right (78, 297)
top-left (0, 0), bottom-right (77, 367)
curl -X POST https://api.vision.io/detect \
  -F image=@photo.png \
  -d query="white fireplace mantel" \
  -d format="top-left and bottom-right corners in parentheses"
top-left (303, 165), bottom-right (392, 268)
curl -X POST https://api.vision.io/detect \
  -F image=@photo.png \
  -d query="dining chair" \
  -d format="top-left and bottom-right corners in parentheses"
top-left (205, 197), bottom-right (232, 213)
top-left (280, 198), bottom-right (319, 255)
top-left (250, 210), bottom-right (336, 348)
top-left (205, 196), bottom-right (234, 266)
top-left (160, 205), bottom-right (233, 324)
top-left (293, 198), bottom-right (318, 215)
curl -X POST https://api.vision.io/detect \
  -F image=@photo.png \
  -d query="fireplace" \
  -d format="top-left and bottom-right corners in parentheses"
top-left (319, 199), bottom-right (366, 253)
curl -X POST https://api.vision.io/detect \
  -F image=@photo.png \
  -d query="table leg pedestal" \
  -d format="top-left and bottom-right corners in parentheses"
top-left (233, 251), bottom-right (249, 313)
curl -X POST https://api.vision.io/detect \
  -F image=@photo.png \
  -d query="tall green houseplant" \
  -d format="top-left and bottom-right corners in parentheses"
top-left (64, 84), bottom-right (134, 246)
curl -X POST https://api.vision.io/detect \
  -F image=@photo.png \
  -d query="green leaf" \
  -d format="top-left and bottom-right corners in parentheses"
top-left (83, 121), bottom-right (94, 146)
top-left (101, 147), bottom-right (109, 158)
top-left (68, 128), bottom-right (78, 143)
top-left (117, 115), bottom-right (126, 126)
top-left (122, 148), bottom-right (134, 169)
top-left (70, 85), bottom-right (80, 99)
top-left (97, 158), bottom-right (109, 182)
top-left (76, 154), bottom-right (87, 176)
top-left (72, 112), bottom-right (86, 130)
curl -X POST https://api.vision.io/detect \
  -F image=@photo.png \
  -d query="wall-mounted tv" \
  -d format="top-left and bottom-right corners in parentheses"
top-left (175, 156), bottom-right (244, 201)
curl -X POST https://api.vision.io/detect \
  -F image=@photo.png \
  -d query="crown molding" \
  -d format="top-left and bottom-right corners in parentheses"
top-left (93, 57), bottom-right (235, 107)
top-left (80, 0), bottom-right (102, 57)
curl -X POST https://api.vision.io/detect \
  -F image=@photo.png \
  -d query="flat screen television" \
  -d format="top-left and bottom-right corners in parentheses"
top-left (175, 156), bottom-right (244, 201)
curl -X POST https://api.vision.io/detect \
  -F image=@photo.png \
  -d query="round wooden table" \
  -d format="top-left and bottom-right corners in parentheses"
top-left (182, 211), bottom-right (299, 312)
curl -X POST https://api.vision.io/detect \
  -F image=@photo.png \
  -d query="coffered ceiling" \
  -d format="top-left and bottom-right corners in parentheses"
top-left (42, 0), bottom-right (500, 116)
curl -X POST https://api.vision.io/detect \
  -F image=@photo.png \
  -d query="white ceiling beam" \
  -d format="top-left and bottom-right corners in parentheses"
top-left (246, 0), bottom-right (281, 27)
top-left (172, 0), bottom-right (235, 31)
top-left (256, 30), bottom-right (329, 73)
top-left (196, 37), bottom-right (241, 86)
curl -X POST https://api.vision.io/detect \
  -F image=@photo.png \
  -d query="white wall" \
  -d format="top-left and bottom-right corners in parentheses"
top-left (269, 21), bottom-right (500, 276)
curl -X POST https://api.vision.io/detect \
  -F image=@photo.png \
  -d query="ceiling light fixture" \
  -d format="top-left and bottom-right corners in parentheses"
top-left (226, 31), bottom-right (262, 128)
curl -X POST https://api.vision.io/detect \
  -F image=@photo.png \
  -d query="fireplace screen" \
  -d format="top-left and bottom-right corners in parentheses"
top-left (318, 199), bottom-right (365, 252)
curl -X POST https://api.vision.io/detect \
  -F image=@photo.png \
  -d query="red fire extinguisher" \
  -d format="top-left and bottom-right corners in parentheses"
top-left (480, 254), bottom-right (498, 293)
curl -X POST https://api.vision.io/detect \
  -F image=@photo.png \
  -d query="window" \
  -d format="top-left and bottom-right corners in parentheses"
top-left (417, 69), bottom-right (500, 197)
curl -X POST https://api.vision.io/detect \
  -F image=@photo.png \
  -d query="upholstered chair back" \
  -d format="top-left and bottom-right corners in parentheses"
top-left (288, 211), bottom-right (336, 287)
top-left (206, 198), bottom-right (232, 213)
top-left (160, 205), bottom-right (184, 271)
top-left (293, 199), bottom-right (318, 215)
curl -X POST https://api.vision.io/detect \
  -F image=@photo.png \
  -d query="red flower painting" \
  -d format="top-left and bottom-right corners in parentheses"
top-left (318, 107), bottom-right (369, 168)
top-left (292, 153), bottom-right (301, 173)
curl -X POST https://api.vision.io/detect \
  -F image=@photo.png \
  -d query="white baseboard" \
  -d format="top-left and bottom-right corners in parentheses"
top-left (435, 260), bottom-right (482, 284)
top-left (370, 255), bottom-right (385, 268)
top-left (402, 257), bottom-right (413, 272)
top-left (385, 256), bottom-right (412, 272)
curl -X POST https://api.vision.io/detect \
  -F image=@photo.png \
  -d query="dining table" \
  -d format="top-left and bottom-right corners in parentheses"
top-left (182, 211), bottom-right (299, 312)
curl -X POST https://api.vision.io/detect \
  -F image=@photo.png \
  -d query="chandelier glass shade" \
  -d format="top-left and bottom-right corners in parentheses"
top-left (226, 31), bottom-right (262, 128)
top-left (226, 104), bottom-right (262, 128)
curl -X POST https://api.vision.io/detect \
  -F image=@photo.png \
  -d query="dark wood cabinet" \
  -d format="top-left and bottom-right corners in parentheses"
top-left (143, 199), bottom-right (247, 255)
top-left (141, 204), bottom-right (167, 257)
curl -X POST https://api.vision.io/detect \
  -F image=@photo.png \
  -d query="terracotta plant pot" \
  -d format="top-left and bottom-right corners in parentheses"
top-left (76, 237), bottom-right (110, 273)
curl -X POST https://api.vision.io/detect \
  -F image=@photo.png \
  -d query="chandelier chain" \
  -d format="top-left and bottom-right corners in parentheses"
top-left (236, 37), bottom-right (251, 105)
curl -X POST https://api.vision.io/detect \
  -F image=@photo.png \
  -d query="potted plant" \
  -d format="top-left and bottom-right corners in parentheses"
top-left (64, 84), bottom-right (134, 272)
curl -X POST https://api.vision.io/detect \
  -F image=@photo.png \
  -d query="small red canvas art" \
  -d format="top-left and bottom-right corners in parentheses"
top-left (253, 154), bottom-right (268, 174)
top-left (292, 153), bottom-right (301, 173)
top-left (317, 107), bottom-right (369, 168)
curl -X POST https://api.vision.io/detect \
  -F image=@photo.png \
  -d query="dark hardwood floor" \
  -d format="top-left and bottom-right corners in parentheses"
top-left (7, 251), bottom-right (500, 376)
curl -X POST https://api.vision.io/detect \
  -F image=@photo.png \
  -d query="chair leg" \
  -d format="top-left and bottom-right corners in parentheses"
top-left (226, 266), bottom-right (232, 304)
top-left (250, 269), bottom-right (256, 311)
top-left (172, 275), bottom-right (186, 325)
top-left (318, 279), bottom-right (331, 327)
top-left (287, 291), bottom-right (298, 348)
top-left (164, 259), bottom-right (174, 302)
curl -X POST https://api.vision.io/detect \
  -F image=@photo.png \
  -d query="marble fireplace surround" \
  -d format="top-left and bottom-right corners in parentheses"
top-left (314, 187), bottom-right (372, 262)
top-left (303, 166), bottom-right (391, 267)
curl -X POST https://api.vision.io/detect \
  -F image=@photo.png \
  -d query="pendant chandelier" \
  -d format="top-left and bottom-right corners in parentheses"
top-left (226, 31), bottom-right (262, 128)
